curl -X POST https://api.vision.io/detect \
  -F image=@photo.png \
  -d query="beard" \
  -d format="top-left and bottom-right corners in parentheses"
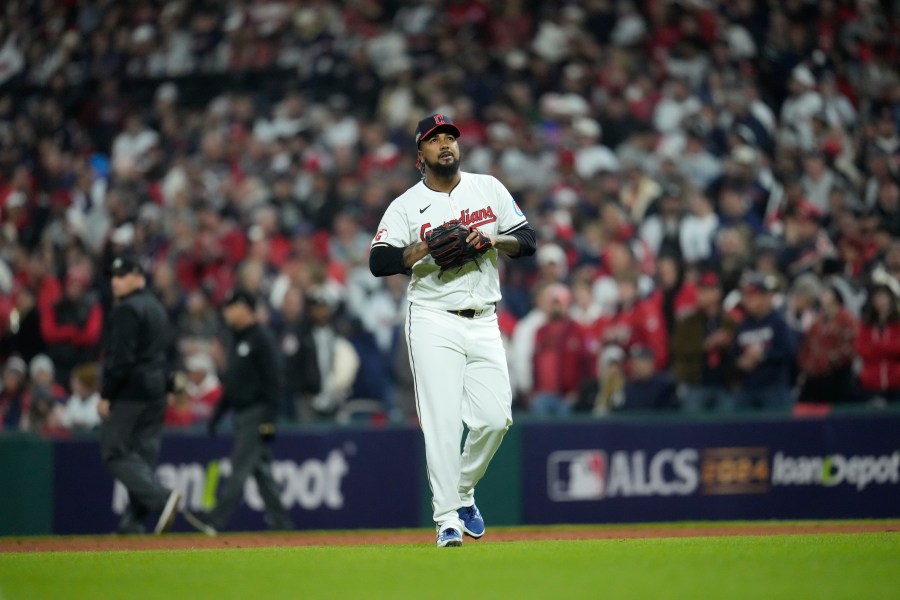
top-left (424, 153), bottom-right (460, 178)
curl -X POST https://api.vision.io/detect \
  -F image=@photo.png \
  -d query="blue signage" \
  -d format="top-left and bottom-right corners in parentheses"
top-left (522, 414), bottom-right (900, 524)
top-left (53, 428), bottom-right (424, 534)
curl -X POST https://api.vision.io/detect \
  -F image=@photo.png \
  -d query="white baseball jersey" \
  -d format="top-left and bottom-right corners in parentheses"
top-left (371, 171), bottom-right (529, 310)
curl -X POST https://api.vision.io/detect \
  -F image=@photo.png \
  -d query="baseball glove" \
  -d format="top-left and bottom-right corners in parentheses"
top-left (425, 220), bottom-right (492, 274)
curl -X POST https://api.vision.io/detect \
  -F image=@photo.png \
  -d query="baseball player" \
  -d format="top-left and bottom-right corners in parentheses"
top-left (369, 114), bottom-right (536, 547)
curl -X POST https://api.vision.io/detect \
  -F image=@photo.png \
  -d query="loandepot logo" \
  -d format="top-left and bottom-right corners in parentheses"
top-left (547, 449), bottom-right (699, 501)
top-left (771, 451), bottom-right (900, 491)
top-left (112, 450), bottom-right (349, 514)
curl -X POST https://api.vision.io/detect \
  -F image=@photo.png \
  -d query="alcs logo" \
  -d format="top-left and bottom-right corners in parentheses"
top-left (547, 449), bottom-right (698, 502)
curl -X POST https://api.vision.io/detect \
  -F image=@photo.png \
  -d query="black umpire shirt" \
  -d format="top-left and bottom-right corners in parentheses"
top-left (222, 322), bottom-right (283, 422)
top-left (101, 287), bottom-right (168, 402)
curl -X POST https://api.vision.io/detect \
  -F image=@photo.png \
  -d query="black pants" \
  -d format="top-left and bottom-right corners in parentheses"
top-left (100, 400), bottom-right (170, 519)
top-left (799, 367), bottom-right (855, 404)
top-left (209, 405), bottom-right (292, 530)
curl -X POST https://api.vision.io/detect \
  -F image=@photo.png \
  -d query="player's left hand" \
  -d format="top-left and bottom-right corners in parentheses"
top-left (466, 228), bottom-right (493, 251)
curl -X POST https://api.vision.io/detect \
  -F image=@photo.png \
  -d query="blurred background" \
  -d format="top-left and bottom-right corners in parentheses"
top-left (0, 0), bottom-right (898, 534)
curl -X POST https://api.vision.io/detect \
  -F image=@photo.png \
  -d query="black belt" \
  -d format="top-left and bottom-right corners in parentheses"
top-left (448, 308), bottom-right (489, 319)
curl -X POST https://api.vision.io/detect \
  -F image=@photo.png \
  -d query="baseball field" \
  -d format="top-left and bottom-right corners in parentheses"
top-left (1, 521), bottom-right (898, 600)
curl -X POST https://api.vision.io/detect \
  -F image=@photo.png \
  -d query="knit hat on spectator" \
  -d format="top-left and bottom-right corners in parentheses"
top-left (740, 272), bottom-right (778, 294)
top-left (536, 243), bottom-right (567, 269)
top-left (29, 354), bottom-right (54, 379)
top-left (791, 273), bottom-right (824, 299)
top-left (4, 356), bottom-right (27, 377)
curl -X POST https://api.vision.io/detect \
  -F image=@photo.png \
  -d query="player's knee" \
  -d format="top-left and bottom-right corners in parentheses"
top-left (479, 414), bottom-right (511, 435)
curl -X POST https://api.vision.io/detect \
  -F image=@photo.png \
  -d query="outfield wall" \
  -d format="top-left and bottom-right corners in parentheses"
top-left (0, 412), bottom-right (897, 535)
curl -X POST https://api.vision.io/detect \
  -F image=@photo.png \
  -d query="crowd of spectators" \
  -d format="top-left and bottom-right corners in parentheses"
top-left (0, 0), bottom-right (898, 436)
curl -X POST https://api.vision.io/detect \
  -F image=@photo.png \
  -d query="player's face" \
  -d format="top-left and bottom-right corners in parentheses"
top-left (419, 132), bottom-right (460, 177)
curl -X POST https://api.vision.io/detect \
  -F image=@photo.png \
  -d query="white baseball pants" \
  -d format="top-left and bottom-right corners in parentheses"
top-left (406, 304), bottom-right (513, 531)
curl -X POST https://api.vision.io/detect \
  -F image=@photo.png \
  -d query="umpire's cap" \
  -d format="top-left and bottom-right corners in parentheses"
top-left (221, 288), bottom-right (257, 310)
top-left (109, 256), bottom-right (144, 277)
top-left (415, 114), bottom-right (461, 148)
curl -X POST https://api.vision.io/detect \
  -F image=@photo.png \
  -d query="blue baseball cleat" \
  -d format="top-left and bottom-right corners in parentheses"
top-left (457, 505), bottom-right (485, 538)
top-left (436, 527), bottom-right (463, 547)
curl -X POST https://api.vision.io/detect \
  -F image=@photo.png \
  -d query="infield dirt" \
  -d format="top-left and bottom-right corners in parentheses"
top-left (1, 521), bottom-right (896, 553)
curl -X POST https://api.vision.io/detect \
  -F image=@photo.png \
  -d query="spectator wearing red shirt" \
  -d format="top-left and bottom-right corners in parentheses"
top-left (594, 271), bottom-right (669, 371)
top-left (856, 282), bottom-right (900, 404)
top-left (39, 264), bottom-right (103, 388)
top-left (797, 285), bottom-right (858, 404)
top-left (530, 284), bottom-right (593, 416)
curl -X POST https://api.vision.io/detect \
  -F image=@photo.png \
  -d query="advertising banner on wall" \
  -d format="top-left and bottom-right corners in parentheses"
top-left (522, 414), bottom-right (900, 524)
top-left (53, 427), bottom-right (423, 534)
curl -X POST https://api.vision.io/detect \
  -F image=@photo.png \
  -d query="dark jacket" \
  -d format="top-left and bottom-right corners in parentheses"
top-left (732, 309), bottom-right (795, 389)
top-left (670, 309), bottom-right (737, 386)
top-left (101, 287), bottom-right (169, 402)
top-left (220, 322), bottom-right (283, 421)
top-left (277, 321), bottom-right (320, 397)
top-left (622, 372), bottom-right (677, 411)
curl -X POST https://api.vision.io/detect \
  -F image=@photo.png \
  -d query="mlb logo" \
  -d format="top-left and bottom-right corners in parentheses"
top-left (547, 450), bottom-right (607, 502)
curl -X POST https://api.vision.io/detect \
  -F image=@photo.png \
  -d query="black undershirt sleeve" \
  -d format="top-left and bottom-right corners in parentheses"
top-left (370, 222), bottom-right (535, 276)
top-left (507, 223), bottom-right (537, 258)
top-left (369, 245), bottom-right (409, 277)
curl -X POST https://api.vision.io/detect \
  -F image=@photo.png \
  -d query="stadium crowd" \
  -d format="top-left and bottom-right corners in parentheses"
top-left (0, 0), bottom-right (898, 436)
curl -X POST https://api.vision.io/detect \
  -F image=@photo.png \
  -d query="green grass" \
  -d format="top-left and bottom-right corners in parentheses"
top-left (1, 533), bottom-right (898, 600)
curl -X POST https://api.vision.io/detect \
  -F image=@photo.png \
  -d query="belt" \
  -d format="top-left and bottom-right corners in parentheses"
top-left (447, 307), bottom-right (491, 319)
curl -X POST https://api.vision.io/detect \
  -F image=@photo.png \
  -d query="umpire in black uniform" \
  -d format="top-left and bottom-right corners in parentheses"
top-left (98, 256), bottom-right (180, 535)
top-left (185, 289), bottom-right (293, 535)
